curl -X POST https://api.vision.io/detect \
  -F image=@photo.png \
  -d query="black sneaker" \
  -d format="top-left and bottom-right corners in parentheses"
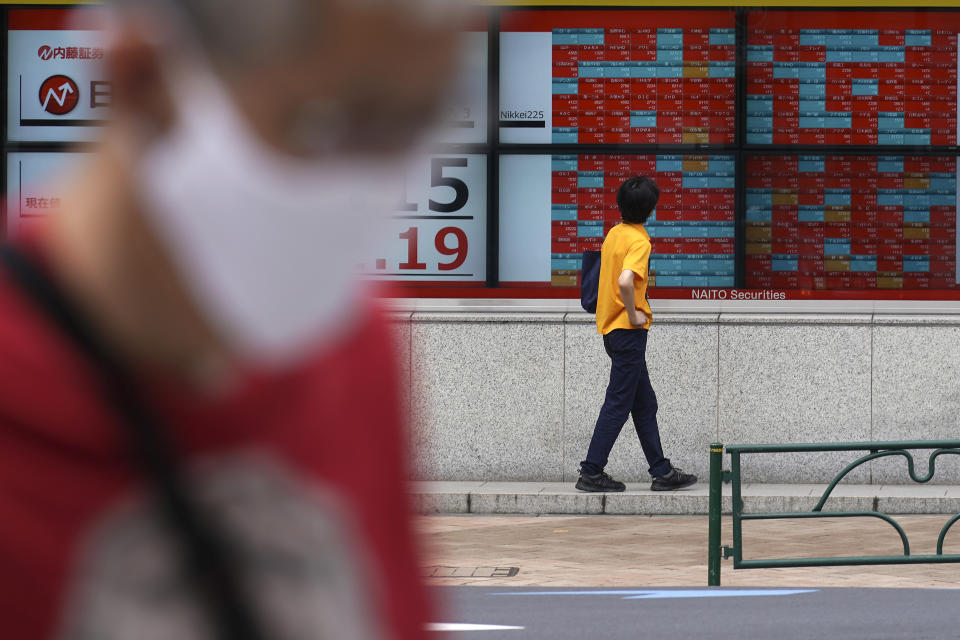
top-left (575, 471), bottom-right (626, 493)
top-left (651, 468), bottom-right (697, 491)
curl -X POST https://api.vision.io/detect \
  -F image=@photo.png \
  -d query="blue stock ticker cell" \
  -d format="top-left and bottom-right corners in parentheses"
top-left (745, 155), bottom-right (958, 290)
top-left (549, 154), bottom-right (735, 288)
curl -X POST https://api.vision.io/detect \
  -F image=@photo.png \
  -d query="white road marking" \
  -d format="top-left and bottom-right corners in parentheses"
top-left (494, 589), bottom-right (817, 600)
top-left (427, 623), bottom-right (525, 631)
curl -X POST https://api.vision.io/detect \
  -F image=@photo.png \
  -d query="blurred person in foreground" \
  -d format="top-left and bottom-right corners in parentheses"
top-left (0, 0), bottom-right (461, 638)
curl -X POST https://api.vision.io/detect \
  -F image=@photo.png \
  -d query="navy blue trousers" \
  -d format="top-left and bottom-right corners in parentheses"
top-left (580, 328), bottom-right (672, 478)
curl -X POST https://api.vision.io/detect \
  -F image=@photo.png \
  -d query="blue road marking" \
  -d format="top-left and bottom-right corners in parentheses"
top-left (493, 589), bottom-right (817, 600)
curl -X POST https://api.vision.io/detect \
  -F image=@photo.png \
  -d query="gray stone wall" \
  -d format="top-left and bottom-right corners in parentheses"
top-left (391, 312), bottom-right (960, 484)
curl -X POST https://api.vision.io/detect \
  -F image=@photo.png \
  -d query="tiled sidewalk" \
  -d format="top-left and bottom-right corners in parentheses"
top-left (416, 514), bottom-right (960, 589)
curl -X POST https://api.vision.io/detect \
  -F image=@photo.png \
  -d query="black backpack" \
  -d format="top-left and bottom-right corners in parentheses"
top-left (579, 250), bottom-right (601, 313)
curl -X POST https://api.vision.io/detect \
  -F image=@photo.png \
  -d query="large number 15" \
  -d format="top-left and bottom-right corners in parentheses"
top-left (401, 158), bottom-right (470, 213)
top-left (397, 157), bottom-right (471, 272)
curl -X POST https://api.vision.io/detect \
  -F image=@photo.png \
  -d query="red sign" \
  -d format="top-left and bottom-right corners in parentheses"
top-left (38, 74), bottom-right (78, 116)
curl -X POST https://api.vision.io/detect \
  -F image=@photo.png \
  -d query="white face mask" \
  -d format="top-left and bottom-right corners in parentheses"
top-left (136, 64), bottom-right (407, 368)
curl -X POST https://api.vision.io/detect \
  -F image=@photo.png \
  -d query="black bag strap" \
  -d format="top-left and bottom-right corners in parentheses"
top-left (0, 245), bottom-right (263, 640)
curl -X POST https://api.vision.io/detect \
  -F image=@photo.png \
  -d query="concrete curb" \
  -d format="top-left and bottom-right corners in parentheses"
top-left (411, 482), bottom-right (960, 516)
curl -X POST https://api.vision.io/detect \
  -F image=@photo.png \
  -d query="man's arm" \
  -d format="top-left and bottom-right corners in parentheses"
top-left (618, 270), bottom-right (648, 327)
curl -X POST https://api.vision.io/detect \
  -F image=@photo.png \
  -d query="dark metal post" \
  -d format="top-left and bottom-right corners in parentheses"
top-left (731, 450), bottom-right (743, 567)
top-left (708, 443), bottom-right (724, 586)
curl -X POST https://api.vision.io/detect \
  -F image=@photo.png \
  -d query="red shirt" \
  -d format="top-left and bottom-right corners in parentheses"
top-left (0, 258), bottom-right (429, 639)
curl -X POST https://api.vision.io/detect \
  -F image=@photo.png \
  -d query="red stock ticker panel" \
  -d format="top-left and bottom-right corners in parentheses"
top-left (745, 155), bottom-right (958, 291)
top-left (551, 154), bottom-right (735, 288)
top-left (746, 10), bottom-right (960, 146)
top-left (500, 10), bottom-right (737, 145)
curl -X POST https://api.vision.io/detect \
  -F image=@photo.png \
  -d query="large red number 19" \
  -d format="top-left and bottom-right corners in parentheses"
top-left (398, 226), bottom-right (469, 271)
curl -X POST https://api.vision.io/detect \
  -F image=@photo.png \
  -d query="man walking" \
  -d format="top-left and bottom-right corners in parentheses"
top-left (576, 176), bottom-right (698, 493)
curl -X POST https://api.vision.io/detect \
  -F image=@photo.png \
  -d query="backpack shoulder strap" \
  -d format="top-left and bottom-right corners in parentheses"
top-left (0, 244), bottom-right (262, 640)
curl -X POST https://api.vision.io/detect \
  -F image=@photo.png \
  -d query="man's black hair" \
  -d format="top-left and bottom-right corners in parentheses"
top-left (616, 176), bottom-right (660, 224)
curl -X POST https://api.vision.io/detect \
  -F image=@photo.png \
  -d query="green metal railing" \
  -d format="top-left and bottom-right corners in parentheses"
top-left (707, 440), bottom-right (960, 586)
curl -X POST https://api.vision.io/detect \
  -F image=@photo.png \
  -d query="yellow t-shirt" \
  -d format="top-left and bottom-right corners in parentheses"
top-left (595, 222), bottom-right (653, 335)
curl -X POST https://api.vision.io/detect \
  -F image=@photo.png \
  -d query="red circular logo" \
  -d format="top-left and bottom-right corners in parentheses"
top-left (39, 75), bottom-right (79, 116)
top-left (37, 45), bottom-right (53, 60)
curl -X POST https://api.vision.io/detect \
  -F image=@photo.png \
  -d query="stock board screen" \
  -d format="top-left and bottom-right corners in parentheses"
top-left (745, 155), bottom-right (958, 290)
top-left (7, 7), bottom-right (960, 299)
top-left (499, 154), bottom-right (735, 288)
top-left (746, 11), bottom-right (960, 146)
top-left (500, 10), bottom-right (737, 144)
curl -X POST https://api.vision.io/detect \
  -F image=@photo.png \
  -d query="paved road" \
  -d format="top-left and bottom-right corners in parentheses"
top-left (430, 586), bottom-right (960, 639)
